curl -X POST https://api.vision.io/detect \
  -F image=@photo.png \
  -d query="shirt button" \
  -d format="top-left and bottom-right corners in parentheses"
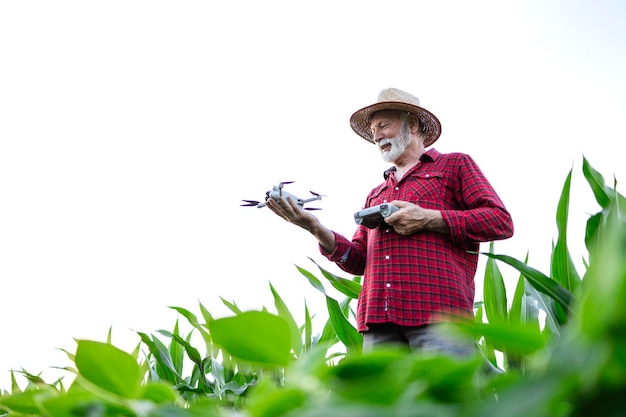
top-left (383, 199), bottom-right (387, 203)
top-left (386, 282), bottom-right (391, 288)
top-left (395, 187), bottom-right (399, 191)
top-left (425, 174), bottom-right (430, 178)
top-left (385, 228), bottom-right (390, 233)
top-left (385, 255), bottom-right (390, 260)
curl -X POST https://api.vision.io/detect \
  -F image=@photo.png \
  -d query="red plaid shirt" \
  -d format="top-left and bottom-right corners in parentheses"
top-left (321, 149), bottom-right (513, 332)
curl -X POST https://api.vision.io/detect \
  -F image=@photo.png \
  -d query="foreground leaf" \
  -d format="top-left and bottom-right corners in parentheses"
top-left (209, 311), bottom-right (292, 367)
top-left (74, 340), bottom-right (142, 398)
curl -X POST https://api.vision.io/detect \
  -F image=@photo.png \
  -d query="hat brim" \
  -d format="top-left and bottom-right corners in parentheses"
top-left (349, 102), bottom-right (442, 147)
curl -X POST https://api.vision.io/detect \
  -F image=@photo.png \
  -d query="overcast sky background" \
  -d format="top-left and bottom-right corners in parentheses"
top-left (1, 1), bottom-right (625, 390)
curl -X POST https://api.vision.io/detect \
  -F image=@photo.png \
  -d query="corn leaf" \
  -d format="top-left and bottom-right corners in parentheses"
top-left (209, 311), bottom-right (292, 367)
top-left (270, 282), bottom-right (303, 359)
top-left (296, 264), bottom-right (327, 294)
top-left (136, 332), bottom-right (183, 384)
top-left (582, 156), bottom-right (623, 209)
top-left (308, 257), bottom-right (362, 299)
top-left (170, 305), bottom-right (212, 349)
top-left (578, 195), bottom-right (626, 340)
top-left (551, 168), bottom-right (582, 294)
top-left (483, 242), bottom-right (508, 325)
top-left (304, 301), bottom-right (313, 353)
top-left (481, 252), bottom-right (575, 317)
top-left (509, 253), bottom-right (529, 326)
top-left (325, 296), bottom-right (362, 356)
top-left (0, 389), bottom-right (54, 415)
top-left (220, 297), bottom-right (243, 315)
top-left (459, 322), bottom-right (545, 356)
top-left (74, 340), bottom-right (142, 398)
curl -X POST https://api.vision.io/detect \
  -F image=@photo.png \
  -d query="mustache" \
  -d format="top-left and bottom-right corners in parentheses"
top-left (377, 138), bottom-right (393, 148)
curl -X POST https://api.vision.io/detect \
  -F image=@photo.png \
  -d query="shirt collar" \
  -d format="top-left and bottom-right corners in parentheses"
top-left (382, 148), bottom-right (440, 179)
top-left (421, 147), bottom-right (440, 162)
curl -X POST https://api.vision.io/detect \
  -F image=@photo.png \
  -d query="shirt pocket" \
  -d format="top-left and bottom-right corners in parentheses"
top-left (365, 185), bottom-right (389, 207)
top-left (407, 172), bottom-right (444, 209)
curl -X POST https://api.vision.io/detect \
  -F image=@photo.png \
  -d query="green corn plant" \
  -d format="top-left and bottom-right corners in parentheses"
top-left (481, 157), bottom-right (626, 320)
top-left (137, 301), bottom-right (286, 408)
top-left (477, 247), bottom-right (545, 375)
top-left (482, 169), bottom-right (579, 322)
top-left (295, 258), bottom-right (362, 357)
top-left (0, 337), bottom-right (209, 417)
top-left (476, 157), bottom-right (624, 378)
top-left (134, 278), bottom-right (355, 410)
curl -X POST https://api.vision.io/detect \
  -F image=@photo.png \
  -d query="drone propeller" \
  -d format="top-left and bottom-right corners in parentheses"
top-left (278, 181), bottom-right (295, 189)
top-left (304, 207), bottom-right (322, 211)
top-left (309, 191), bottom-right (326, 198)
top-left (241, 200), bottom-right (261, 207)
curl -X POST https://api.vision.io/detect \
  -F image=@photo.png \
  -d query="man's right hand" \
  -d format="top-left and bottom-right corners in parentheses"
top-left (265, 196), bottom-right (318, 230)
top-left (265, 196), bottom-right (336, 253)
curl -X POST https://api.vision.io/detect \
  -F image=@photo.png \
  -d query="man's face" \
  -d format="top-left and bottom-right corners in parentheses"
top-left (370, 110), bottom-right (412, 163)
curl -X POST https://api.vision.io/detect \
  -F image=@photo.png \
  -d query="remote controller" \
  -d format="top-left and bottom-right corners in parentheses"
top-left (354, 203), bottom-right (400, 229)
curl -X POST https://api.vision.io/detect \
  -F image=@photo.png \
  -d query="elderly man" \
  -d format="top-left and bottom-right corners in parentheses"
top-left (266, 88), bottom-right (514, 355)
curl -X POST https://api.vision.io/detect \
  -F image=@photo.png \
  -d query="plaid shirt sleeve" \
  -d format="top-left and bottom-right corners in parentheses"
top-left (440, 153), bottom-right (514, 245)
top-left (319, 227), bottom-right (368, 276)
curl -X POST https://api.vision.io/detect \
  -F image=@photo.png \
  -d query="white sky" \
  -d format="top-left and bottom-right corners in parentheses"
top-left (1, 1), bottom-right (625, 390)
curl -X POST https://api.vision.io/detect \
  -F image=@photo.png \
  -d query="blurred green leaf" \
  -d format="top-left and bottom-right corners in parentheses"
top-left (39, 386), bottom-right (97, 417)
top-left (75, 340), bottom-right (142, 398)
top-left (139, 382), bottom-right (178, 404)
top-left (471, 375), bottom-right (568, 417)
top-left (459, 322), bottom-right (545, 356)
top-left (0, 388), bottom-right (53, 415)
top-left (323, 349), bottom-right (407, 404)
top-left (578, 200), bottom-right (626, 341)
top-left (209, 311), bottom-right (292, 366)
top-left (247, 386), bottom-right (308, 417)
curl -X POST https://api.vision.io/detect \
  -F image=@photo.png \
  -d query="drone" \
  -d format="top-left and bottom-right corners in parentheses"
top-left (241, 181), bottom-right (324, 210)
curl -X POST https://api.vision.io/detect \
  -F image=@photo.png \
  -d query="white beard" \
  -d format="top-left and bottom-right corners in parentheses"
top-left (378, 122), bottom-right (412, 163)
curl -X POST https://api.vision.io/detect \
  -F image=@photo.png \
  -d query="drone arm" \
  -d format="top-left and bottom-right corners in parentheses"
top-left (299, 194), bottom-right (323, 205)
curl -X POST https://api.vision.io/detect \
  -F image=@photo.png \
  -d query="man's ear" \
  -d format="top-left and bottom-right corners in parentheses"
top-left (408, 113), bottom-right (421, 134)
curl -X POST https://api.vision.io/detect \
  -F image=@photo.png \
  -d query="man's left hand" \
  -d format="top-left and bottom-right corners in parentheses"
top-left (384, 200), bottom-right (449, 235)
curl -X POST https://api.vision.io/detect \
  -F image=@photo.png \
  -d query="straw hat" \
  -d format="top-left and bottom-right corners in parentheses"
top-left (349, 88), bottom-right (442, 147)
